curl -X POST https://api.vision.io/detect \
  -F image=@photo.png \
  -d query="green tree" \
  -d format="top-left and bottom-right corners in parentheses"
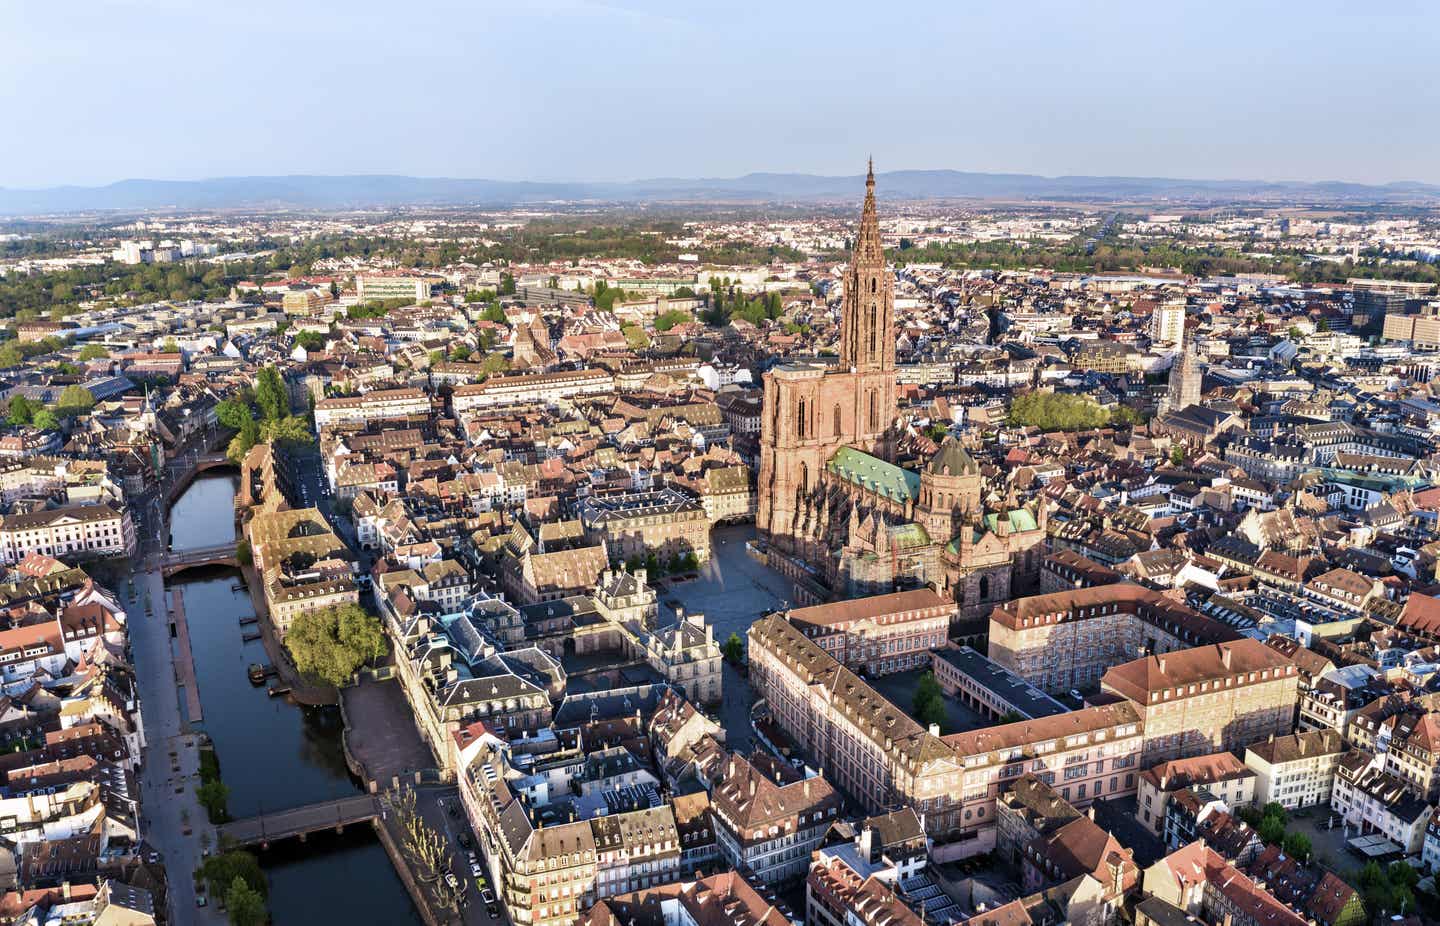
top-left (912, 671), bottom-right (946, 731)
top-left (31, 409), bottom-right (59, 431)
top-left (201, 850), bottom-right (266, 900)
top-left (227, 417), bottom-right (261, 464)
top-left (56, 384), bottom-right (95, 417)
top-left (254, 366), bottom-right (288, 420)
top-left (1170, 445), bottom-right (1185, 466)
top-left (449, 345), bottom-right (471, 361)
top-left (480, 352), bottom-right (511, 378)
top-left (6, 394), bottom-right (35, 426)
top-left (500, 272), bottom-right (516, 295)
top-left (0, 342), bottom-right (24, 367)
top-left (480, 303), bottom-right (506, 323)
top-left (77, 344), bottom-right (109, 360)
top-left (1283, 831), bottom-right (1311, 861)
top-left (216, 397), bottom-right (254, 430)
top-left (283, 603), bottom-right (387, 688)
top-left (162, 337), bottom-right (179, 353)
top-left (225, 876), bottom-right (267, 926)
top-left (196, 779), bottom-right (231, 823)
top-left (260, 415), bottom-right (315, 450)
top-left (620, 323), bottom-right (650, 350)
top-left (1007, 392), bottom-right (1112, 431)
top-left (654, 309), bottom-right (693, 331)
top-left (1257, 815), bottom-right (1286, 846)
top-left (721, 633), bottom-right (744, 665)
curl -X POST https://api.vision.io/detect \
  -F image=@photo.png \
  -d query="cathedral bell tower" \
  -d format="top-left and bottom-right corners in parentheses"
top-left (839, 159), bottom-right (896, 375)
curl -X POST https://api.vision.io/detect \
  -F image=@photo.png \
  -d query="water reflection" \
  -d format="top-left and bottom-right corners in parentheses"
top-left (160, 474), bottom-right (417, 922)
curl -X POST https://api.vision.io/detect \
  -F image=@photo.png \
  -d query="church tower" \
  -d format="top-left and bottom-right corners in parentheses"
top-left (757, 163), bottom-right (899, 554)
top-left (1162, 341), bottom-right (1202, 412)
top-left (839, 160), bottom-right (896, 374)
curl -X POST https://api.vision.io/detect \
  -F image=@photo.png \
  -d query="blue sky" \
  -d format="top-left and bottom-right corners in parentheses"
top-left (2, 0), bottom-right (1437, 187)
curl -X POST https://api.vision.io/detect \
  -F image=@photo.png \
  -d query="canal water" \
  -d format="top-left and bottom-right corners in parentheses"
top-left (165, 473), bottom-right (419, 923)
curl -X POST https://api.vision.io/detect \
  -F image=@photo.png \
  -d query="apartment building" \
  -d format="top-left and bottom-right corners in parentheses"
top-left (988, 584), bottom-right (1239, 694)
top-left (1332, 751), bottom-right (1433, 854)
top-left (0, 503), bottom-right (136, 564)
top-left (313, 387), bottom-right (431, 428)
top-left (780, 588), bottom-right (954, 677)
top-left (749, 613), bottom-right (1144, 858)
top-left (247, 506), bottom-right (358, 637)
top-left (1243, 729), bottom-right (1344, 810)
top-left (1378, 710), bottom-right (1440, 802)
top-left (711, 753), bottom-right (842, 884)
top-left (1137, 752), bottom-right (1256, 836)
top-left (578, 489), bottom-right (711, 566)
top-left (451, 369), bottom-right (614, 412)
top-left (1100, 639), bottom-right (1298, 766)
top-left (355, 272), bottom-right (434, 303)
top-left (747, 615), bottom-right (966, 841)
top-left (1144, 842), bottom-right (1307, 926)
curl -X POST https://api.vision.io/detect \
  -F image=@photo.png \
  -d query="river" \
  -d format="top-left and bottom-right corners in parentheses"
top-left (164, 473), bottom-right (419, 924)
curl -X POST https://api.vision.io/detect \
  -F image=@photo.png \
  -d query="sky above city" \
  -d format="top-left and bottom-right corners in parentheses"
top-left (3, 0), bottom-right (1438, 189)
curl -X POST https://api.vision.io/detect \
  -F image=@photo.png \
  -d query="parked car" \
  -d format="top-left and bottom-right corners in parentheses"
top-left (444, 872), bottom-right (459, 890)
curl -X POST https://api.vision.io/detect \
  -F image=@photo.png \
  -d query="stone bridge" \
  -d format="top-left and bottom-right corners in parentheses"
top-left (158, 542), bottom-right (240, 577)
top-left (165, 452), bottom-right (237, 504)
top-left (216, 793), bottom-right (380, 848)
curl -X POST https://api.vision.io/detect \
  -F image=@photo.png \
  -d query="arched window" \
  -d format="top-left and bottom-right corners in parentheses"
top-left (869, 304), bottom-right (877, 353)
top-left (871, 277), bottom-right (877, 294)
top-left (979, 575), bottom-right (990, 601)
top-left (833, 403), bottom-right (842, 437)
top-left (799, 462), bottom-right (809, 495)
top-left (797, 398), bottom-right (806, 438)
top-left (868, 390), bottom-right (878, 431)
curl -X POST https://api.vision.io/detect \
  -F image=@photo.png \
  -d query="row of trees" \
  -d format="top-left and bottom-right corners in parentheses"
top-left (219, 366), bottom-right (315, 463)
top-left (387, 786), bottom-right (461, 915)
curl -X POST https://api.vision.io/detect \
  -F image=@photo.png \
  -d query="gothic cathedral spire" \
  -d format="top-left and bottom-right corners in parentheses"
top-left (839, 160), bottom-right (894, 373)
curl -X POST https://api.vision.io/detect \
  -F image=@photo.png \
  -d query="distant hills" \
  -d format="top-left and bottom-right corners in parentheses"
top-left (3, 170), bottom-right (1438, 215)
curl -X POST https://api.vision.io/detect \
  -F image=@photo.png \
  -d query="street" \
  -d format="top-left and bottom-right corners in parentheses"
top-left (126, 566), bottom-right (226, 924)
top-left (376, 786), bottom-right (505, 926)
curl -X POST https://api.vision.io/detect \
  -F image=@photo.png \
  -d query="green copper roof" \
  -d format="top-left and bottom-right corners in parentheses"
top-left (985, 509), bottom-right (1038, 534)
top-left (889, 522), bottom-right (931, 549)
top-left (827, 446), bottom-right (920, 502)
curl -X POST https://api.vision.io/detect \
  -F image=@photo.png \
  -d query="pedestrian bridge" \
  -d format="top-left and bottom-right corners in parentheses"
top-left (158, 542), bottom-right (240, 577)
top-left (217, 794), bottom-right (380, 848)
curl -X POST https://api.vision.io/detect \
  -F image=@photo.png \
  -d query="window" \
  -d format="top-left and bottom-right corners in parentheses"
top-left (833, 404), bottom-right (842, 437)
top-left (797, 398), bottom-right (807, 438)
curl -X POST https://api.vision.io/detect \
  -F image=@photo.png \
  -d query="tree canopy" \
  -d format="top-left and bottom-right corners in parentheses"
top-left (254, 366), bottom-right (288, 420)
top-left (1007, 392), bottom-right (1120, 431)
top-left (283, 603), bottom-right (387, 688)
top-left (912, 671), bottom-right (946, 731)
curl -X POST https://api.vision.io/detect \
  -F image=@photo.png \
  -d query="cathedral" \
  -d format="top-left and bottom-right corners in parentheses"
top-left (756, 164), bottom-right (1047, 621)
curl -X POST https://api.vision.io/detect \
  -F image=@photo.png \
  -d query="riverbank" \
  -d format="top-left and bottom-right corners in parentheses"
top-left (239, 561), bottom-right (338, 707)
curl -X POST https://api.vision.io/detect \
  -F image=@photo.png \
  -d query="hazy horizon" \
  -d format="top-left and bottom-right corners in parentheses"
top-left (3, 0), bottom-right (1437, 189)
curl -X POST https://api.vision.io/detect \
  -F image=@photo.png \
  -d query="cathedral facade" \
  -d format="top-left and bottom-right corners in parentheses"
top-left (756, 165), bottom-right (1046, 618)
top-left (756, 162), bottom-right (898, 551)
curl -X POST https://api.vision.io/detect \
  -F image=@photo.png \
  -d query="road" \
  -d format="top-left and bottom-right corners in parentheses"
top-left (126, 566), bottom-right (226, 924)
top-left (426, 789), bottom-right (506, 926)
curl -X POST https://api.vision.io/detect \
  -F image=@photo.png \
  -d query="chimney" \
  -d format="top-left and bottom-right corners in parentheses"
top-left (859, 823), bottom-right (874, 859)
top-left (1159, 656), bottom-right (1168, 674)
top-left (928, 723), bottom-right (940, 736)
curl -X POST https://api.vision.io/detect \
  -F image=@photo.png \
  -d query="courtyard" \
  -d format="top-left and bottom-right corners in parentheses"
top-left (869, 667), bottom-right (989, 736)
